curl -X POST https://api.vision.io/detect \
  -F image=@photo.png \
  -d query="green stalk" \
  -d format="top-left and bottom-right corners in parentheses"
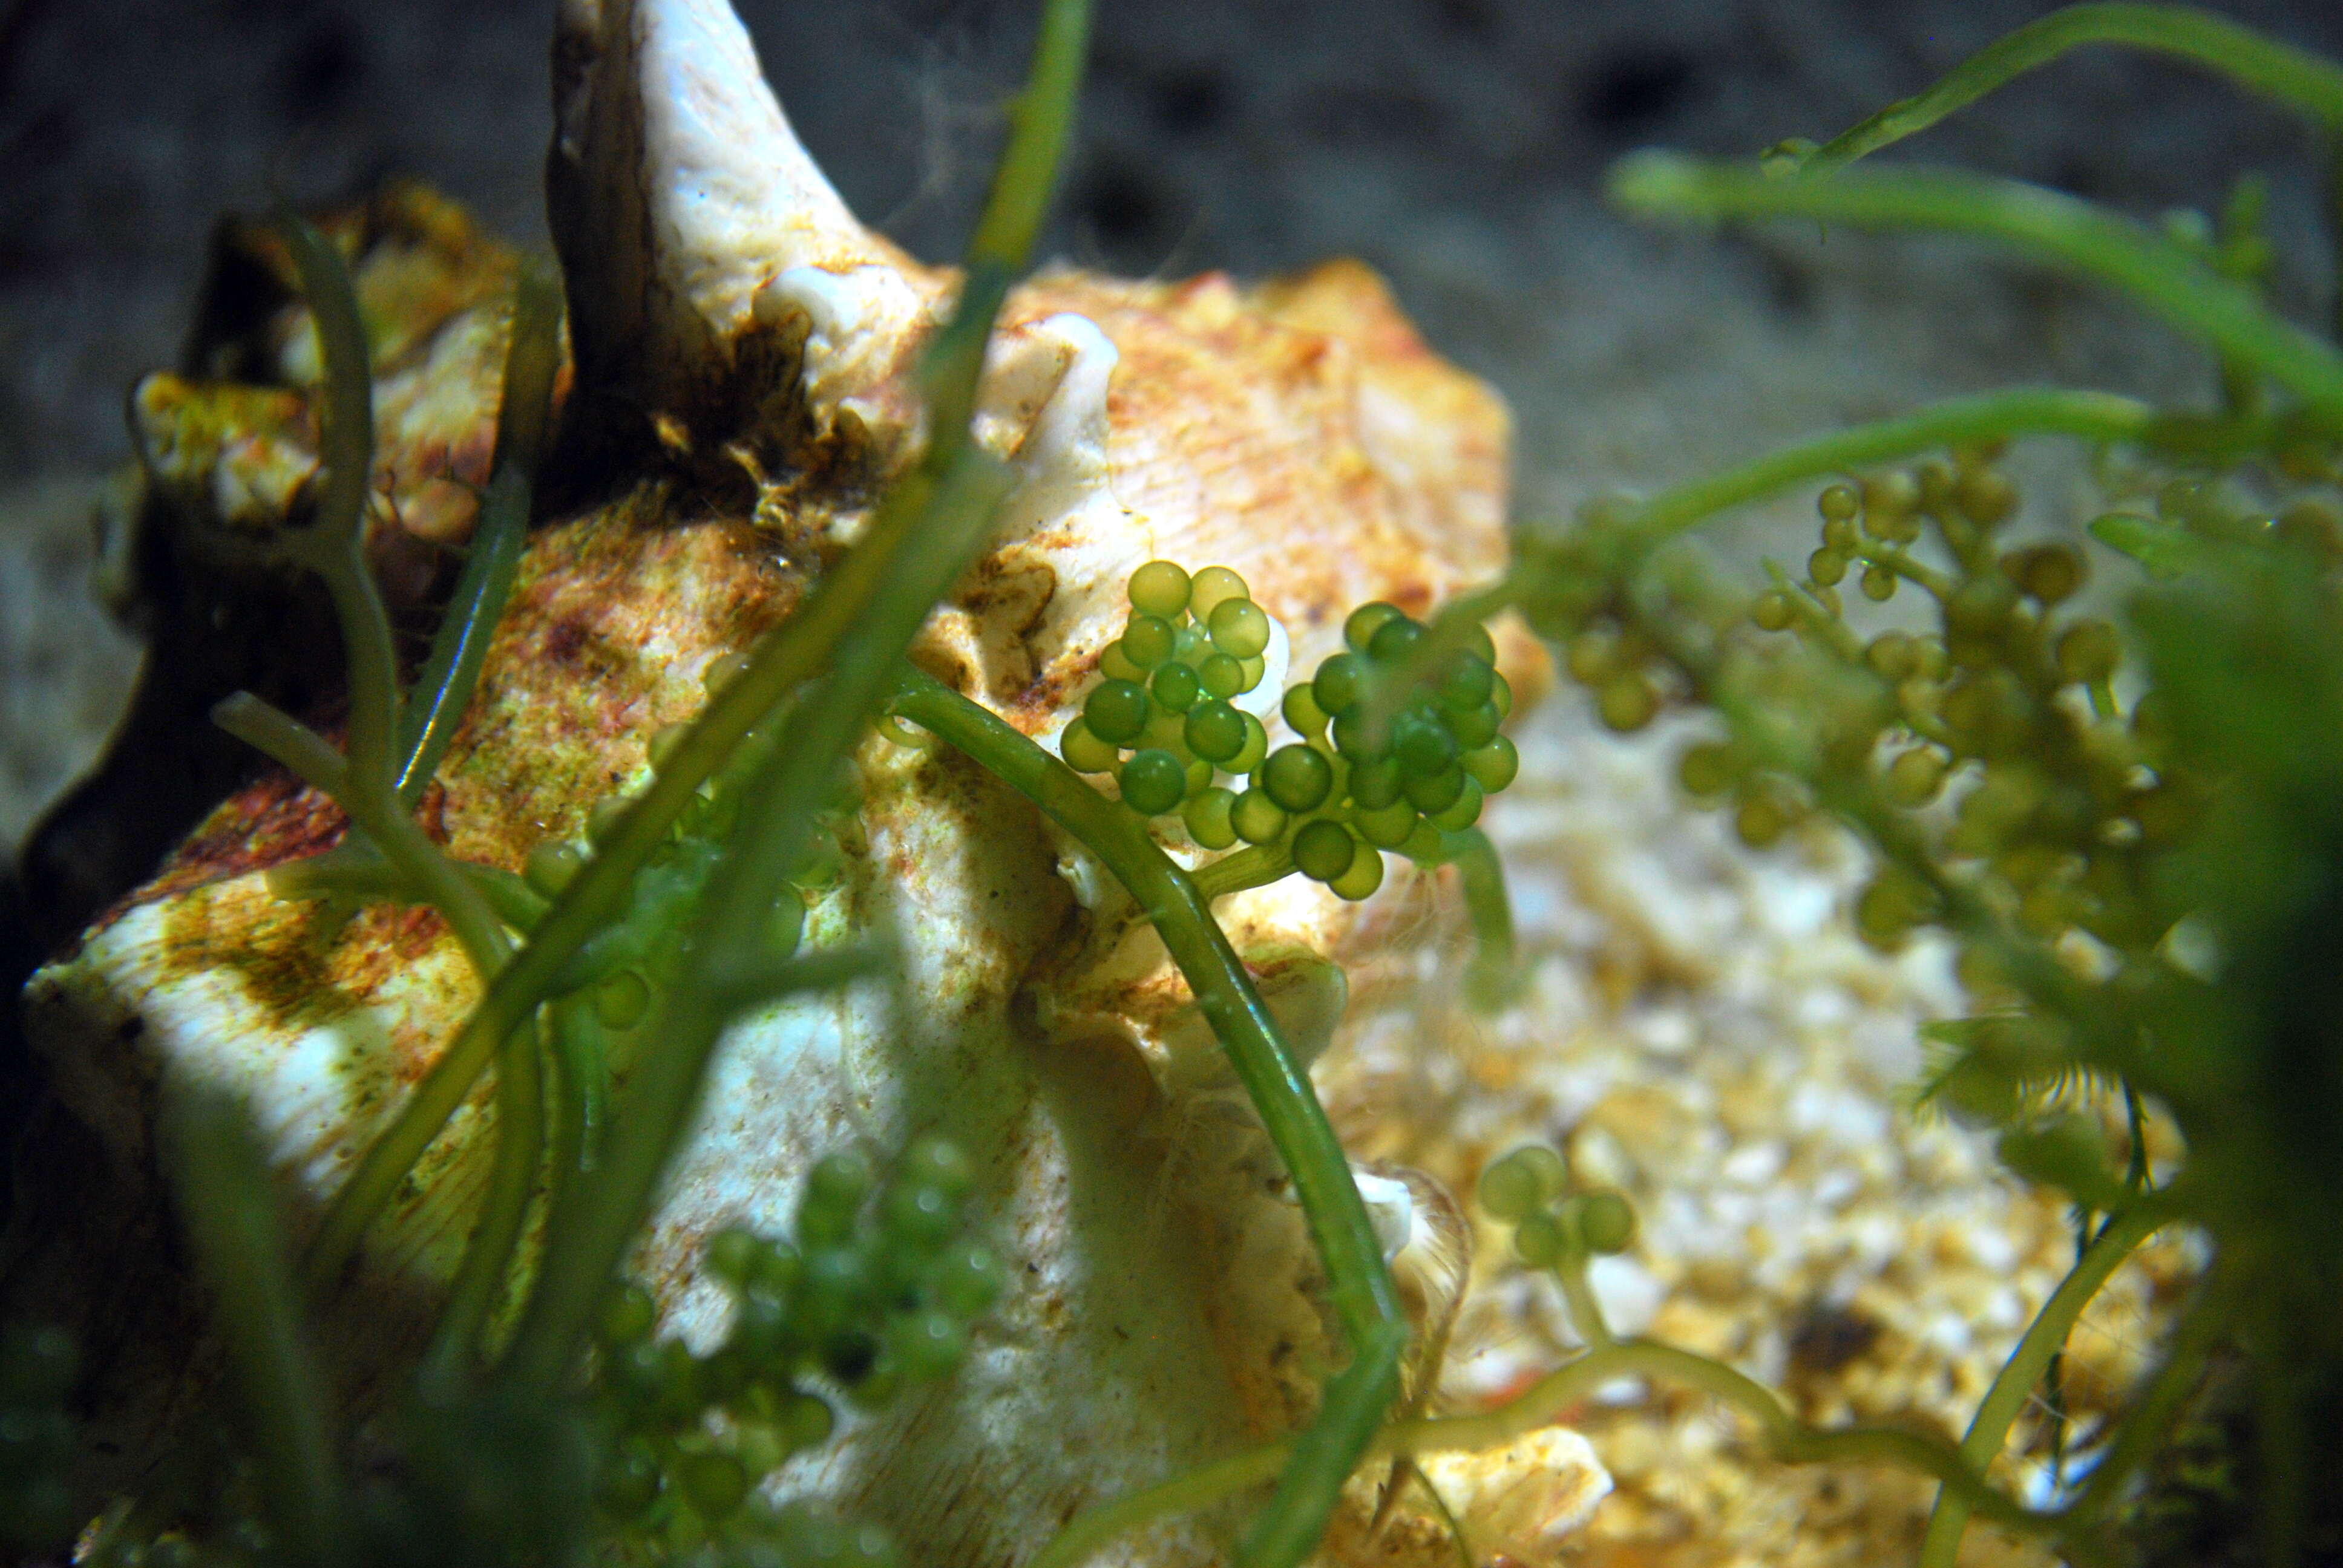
top-left (275, 210), bottom-right (400, 797)
top-left (422, 1015), bottom-right (545, 1380)
top-left (1032, 1325), bottom-right (2093, 1568)
top-left (266, 848), bottom-right (548, 933)
top-left (166, 1089), bottom-right (347, 1566)
top-left (1437, 828), bottom-right (1518, 1008)
top-left (396, 262), bottom-right (563, 806)
top-left (887, 671), bottom-right (1407, 1568)
top-left (1607, 155), bottom-right (2343, 426)
top-left (965, 0), bottom-right (1091, 273)
top-left (1604, 388), bottom-right (2157, 547)
top-left (1801, 5), bottom-right (2343, 178)
top-left (214, 693), bottom-right (512, 981)
top-left (1917, 1200), bottom-right (2171, 1568)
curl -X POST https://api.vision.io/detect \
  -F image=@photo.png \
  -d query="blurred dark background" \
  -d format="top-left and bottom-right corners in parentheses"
top-left (1, 0), bottom-right (2341, 852)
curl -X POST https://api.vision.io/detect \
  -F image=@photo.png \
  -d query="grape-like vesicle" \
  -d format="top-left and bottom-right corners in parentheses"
top-left (1061, 564), bottom-right (1521, 901)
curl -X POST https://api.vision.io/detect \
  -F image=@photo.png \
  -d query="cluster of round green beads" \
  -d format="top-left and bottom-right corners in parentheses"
top-left (591, 1137), bottom-right (1002, 1548)
top-left (1063, 563), bottom-right (1522, 900)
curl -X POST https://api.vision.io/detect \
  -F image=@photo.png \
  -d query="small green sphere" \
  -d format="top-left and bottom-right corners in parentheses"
top-left (1060, 719), bottom-right (1121, 774)
top-left (1751, 590), bottom-right (1795, 632)
top-left (1188, 565), bottom-right (1250, 623)
top-left (597, 1439), bottom-right (663, 1520)
top-left (1677, 740), bottom-right (1737, 797)
top-left (1439, 653), bottom-right (1496, 710)
top-left (1354, 799), bottom-right (1420, 849)
top-left (1461, 736), bottom-right (1518, 792)
top-left (1231, 789), bottom-right (1288, 845)
top-left (598, 1283), bottom-right (657, 1348)
top-left (1403, 764), bottom-right (1465, 814)
top-left (1262, 745), bottom-right (1334, 813)
top-left (1427, 774), bottom-right (1484, 831)
top-left (1312, 653), bottom-right (1366, 715)
top-left (1393, 713), bottom-right (1459, 777)
top-left (895, 1138), bottom-right (970, 1200)
top-left (1128, 560), bottom-right (1191, 618)
top-left (1571, 1191), bottom-right (1638, 1255)
top-left (1490, 670), bottom-right (1513, 719)
top-left (678, 1452), bottom-right (749, 1520)
top-left (1121, 613), bottom-right (1178, 668)
top-left (1099, 640), bottom-right (1146, 684)
top-left (1184, 699), bottom-right (1248, 763)
top-left (595, 970), bottom-right (650, 1030)
top-left (1349, 755), bottom-right (1404, 810)
top-left (1209, 598), bottom-right (1272, 659)
top-left (1083, 679), bottom-right (1152, 743)
top-left (1343, 601), bottom-right (1405, 653)
top-left (525, 838), bottom-right (586, 897)
top-left (1184, 754), bottom-right (1216, 796)
top-left (798, 1245), bottom-right (877, 1335)
top-left (1447, 699), bottom-right (1501, 748)
top-left (704, 1226), bottom-right (768, 1288)
top-left (1150, 660), bottom-right (1201, 713)
top-left (799, 1151), bottom-right (874, 1244)
top-left (1292, 820), bottom-right (1358, 883)
top-left (1477, 1145), bottom-right (1565, 1222)
top-left (1330, 705), bottom-right (1388, 762)
top-left (925, 1241), bottom-right (1006, 1318)
top-left (1227, 711), bottom-right (1270, 774)
top-left (1366, 615), bottom-right (1426, 666)
top-left (1329, 840), bottom-right (1384, 900)
top-left (888, 1308), bottom-right (969, 1380)
top-left (1513, 1212), bottom-right (1568, 1269)
top-left (883, 1181), bottom-right (960, 1251)
top-left (1281, 682), bottom-right (1329, 737)
top-left (1184, 786), bottom-right (1239, 849)
top-left (1199, 653), bottom-right (1247, 700)
top-left (1119, 750), bottom-right (1188, 815)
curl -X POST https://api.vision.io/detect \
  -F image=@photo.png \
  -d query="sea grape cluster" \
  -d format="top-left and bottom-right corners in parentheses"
top-left (589, 1137), bottom-right (1003, 1560)
top-left (1476, 1145), bottom-right (1637, 1272)
top-left (1061, 561), bottom-right (1521, 898)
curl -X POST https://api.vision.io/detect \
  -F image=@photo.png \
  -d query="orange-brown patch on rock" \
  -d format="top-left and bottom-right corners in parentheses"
top-left (134, 773), bottom-right (349, 913)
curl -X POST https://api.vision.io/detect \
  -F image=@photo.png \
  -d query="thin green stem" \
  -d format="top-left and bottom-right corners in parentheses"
top-left (396, 261), bottom-right (562, 806)
top-left (165, 1089), bottom-right (347, 1566)
top-left (1563, 389), bottom-right (2158, 556)
top-left (1435, 828), bottom-right (1518, 1008)
top-left (545, 996), bottom-right (605, 1187)
top-left (264, 845), bottom-right (548, 933)
top-left (1032, 1326), bottom-right (2091, 1568)
top-left (1026, 1442), bottom-right (1292, 1568)
top-left (1191, 841), bottom-right (1294, 902)
top-left (1608, 155), bottom-right (2343, 426)
top-left (422, 1017), bottom-right (544, 1381)
top-left (276, 209), bottom-right (399, 795)
top-left (966, 0), bottom-right (1092, 273)
top-left (888, 670), bottom-right (1406, 1568)
top-left (1918, 1200), bottom-right (2171, 1568)
top-left (214, 693), bottom-right (512, 980)
top-left (1801, 5), bottom-right (2343, 178)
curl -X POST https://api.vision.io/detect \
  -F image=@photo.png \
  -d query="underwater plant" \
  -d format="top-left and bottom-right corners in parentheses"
top-left (10, 2), bottom-right (2343, 1567)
